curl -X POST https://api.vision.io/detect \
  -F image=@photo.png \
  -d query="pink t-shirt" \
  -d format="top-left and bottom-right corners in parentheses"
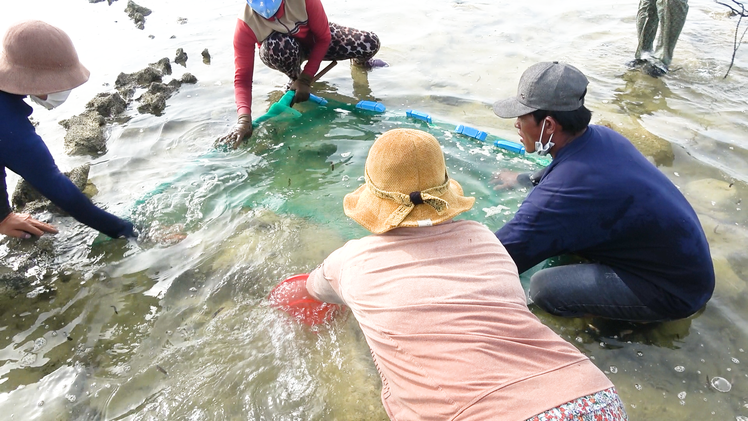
top-left (308, 220), bottom-right (613, 421)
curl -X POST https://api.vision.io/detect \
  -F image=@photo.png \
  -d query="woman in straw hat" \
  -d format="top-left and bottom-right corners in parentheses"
top-left (0, 20), bottom-right (136, 240)
top-left (305, 128), bottom-right (627, 420)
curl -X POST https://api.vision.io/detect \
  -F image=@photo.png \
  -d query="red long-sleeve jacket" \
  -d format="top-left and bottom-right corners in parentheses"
top-left (233, 0), bottom-right (331, 117)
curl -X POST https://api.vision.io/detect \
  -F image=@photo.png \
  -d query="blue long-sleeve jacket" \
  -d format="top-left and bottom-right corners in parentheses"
top-left (496, 125), bottom-right (714, 318)
top-left (1, 91), bottom-right (134, 239)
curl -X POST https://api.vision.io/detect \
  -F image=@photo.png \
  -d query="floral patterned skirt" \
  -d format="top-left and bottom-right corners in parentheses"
top-left (525, 387), bottom-right (628, 421)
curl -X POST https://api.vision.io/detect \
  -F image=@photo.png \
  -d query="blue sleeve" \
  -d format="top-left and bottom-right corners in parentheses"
top-left (495, 183), bottom-right (575, 273)
top-left (0, 168), bottom-right (11, 221)
top-left (1, 105), bottom-right (134, 239)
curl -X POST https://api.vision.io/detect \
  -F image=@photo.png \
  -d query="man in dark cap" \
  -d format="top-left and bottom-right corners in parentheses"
top-left (490, 61), bottom-right (714, 322)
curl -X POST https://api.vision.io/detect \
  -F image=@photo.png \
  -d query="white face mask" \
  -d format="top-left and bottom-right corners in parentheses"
top-left (535, 118), bottom-right (555, 156)
top-left (29, 89), bottom-right (72, 110)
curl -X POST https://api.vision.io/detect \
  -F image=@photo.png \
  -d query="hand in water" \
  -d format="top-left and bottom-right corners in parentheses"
top-left (146, 223), bottom-right (187, 245)
top-left (289, 73), bottom-right (312, 105)
top-left (216, 114), bottom-right (253, 149)
top-left (489, 171), bottom-right (522, 190)
top-left (0, 213), bottom-right (58, 239)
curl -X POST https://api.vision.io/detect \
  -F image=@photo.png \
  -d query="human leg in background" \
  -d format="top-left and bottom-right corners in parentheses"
top-left (632, 0), bottom-right (659, 68)
top-left (259, 23), bottom-right (386, 81)
top-left (324, 23), bottom-right (386, 68)
top-left (528, 263), bottom-right (669, 322)
top-left (654, 0), bottom-right (689, 68)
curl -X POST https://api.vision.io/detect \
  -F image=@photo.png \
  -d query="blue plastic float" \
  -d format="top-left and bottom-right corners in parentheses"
top-left (406, 109), bottom-right (432, 123)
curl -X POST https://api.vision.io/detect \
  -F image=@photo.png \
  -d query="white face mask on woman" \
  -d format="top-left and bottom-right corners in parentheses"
top-left (29, 89), bottom-right (72, 110)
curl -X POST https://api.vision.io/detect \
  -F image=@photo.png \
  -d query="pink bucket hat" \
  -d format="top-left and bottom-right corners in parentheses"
top-left (0, 20), bottom-right (90, 96)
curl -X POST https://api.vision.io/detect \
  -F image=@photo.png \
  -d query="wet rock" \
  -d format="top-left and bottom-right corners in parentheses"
top-left (137, 90), bottom-right (168, 116)
top-left (125, 0), bottom-right (152, 30)
top-left (12, 164), bottom-right (92, 215)
top-left (174, 48), bottom-right (188, 67)
top-left (115, 66), bottom-right (163, 100)
top-left (167, 79), bottom-right (182, 91)
top-left (149, 81), bottom-right (179, 96)
top-left (59, 112), bottom-right (107, 156)
top-left (181, 73), bottom-right (197, 84)
top-left (201, 48), bottom-right (211, 65)
top-left (61, 92), bottom-right (130, 156)
top-left (115, 61), bottom-right (198, 116)
top-left (149, 57), bottom-right (172, 76)
top-left (0, 268), bottom-right (27, 295)
top-left (85, 92), bottom-right (127, 118)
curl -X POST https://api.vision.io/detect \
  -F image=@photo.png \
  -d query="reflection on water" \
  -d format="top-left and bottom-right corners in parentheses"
top-left (2, 0), bottom-right (748, 419)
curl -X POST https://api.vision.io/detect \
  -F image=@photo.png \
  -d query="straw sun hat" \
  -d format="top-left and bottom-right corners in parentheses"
top-left (344, 128), bottom-right (475, 234)
top-left (0, 20), bottom-right (90, 96)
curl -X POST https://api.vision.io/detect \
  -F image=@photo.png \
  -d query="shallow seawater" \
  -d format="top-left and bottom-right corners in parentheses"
top-left (1, 0), bottom-right (747, 419)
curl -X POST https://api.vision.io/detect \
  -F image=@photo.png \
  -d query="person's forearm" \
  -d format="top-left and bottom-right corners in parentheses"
top-left (33, 174), bottom-right (134, 238)
top-left (301, 0), bottom-right (331, 77)
top-left (234, 19), bottom-right (258, 116)
top-left (307, 267), bottom-right (345, 304)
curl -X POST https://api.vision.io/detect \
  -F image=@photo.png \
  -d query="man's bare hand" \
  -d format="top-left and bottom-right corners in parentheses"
top-left (0, 213), bottom-right (58, 239)
top-left (489, 171), bottom-right (521, 191)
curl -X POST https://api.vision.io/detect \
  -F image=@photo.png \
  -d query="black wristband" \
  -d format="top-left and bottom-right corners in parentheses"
top-left (515, 173), bottom-right (535, 188)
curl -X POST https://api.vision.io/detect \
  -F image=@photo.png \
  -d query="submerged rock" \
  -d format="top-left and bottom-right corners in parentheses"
top-left (597, 118), bottom-right (674, 167)
top-left (683, 178), bottom-right (737, 211)
top-left (712, 255), bottom-right (747, 297)
top-left (59, 112), bottom-right (107, 156)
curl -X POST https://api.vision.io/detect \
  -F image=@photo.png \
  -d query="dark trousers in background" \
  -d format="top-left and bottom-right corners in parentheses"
top-left (529, 263), bottom-right (671, 322)
top-left (635, 0), bottom-right (689, 68)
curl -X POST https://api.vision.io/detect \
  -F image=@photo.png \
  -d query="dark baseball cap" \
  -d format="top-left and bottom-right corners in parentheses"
top-left (493, 61), bottom-right (589, 118)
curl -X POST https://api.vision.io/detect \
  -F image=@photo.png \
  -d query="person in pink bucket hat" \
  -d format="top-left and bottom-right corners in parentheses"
top-left (0, 20), bottom-right (136, 240)
top-left (305, 128), bottom-right (628, 420)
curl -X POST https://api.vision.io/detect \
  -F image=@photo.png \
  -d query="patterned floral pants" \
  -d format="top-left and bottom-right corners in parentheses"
top-left (259, 22), bottom-right (380, 80)
top-left (525, 387), bottom-right (629, 421)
